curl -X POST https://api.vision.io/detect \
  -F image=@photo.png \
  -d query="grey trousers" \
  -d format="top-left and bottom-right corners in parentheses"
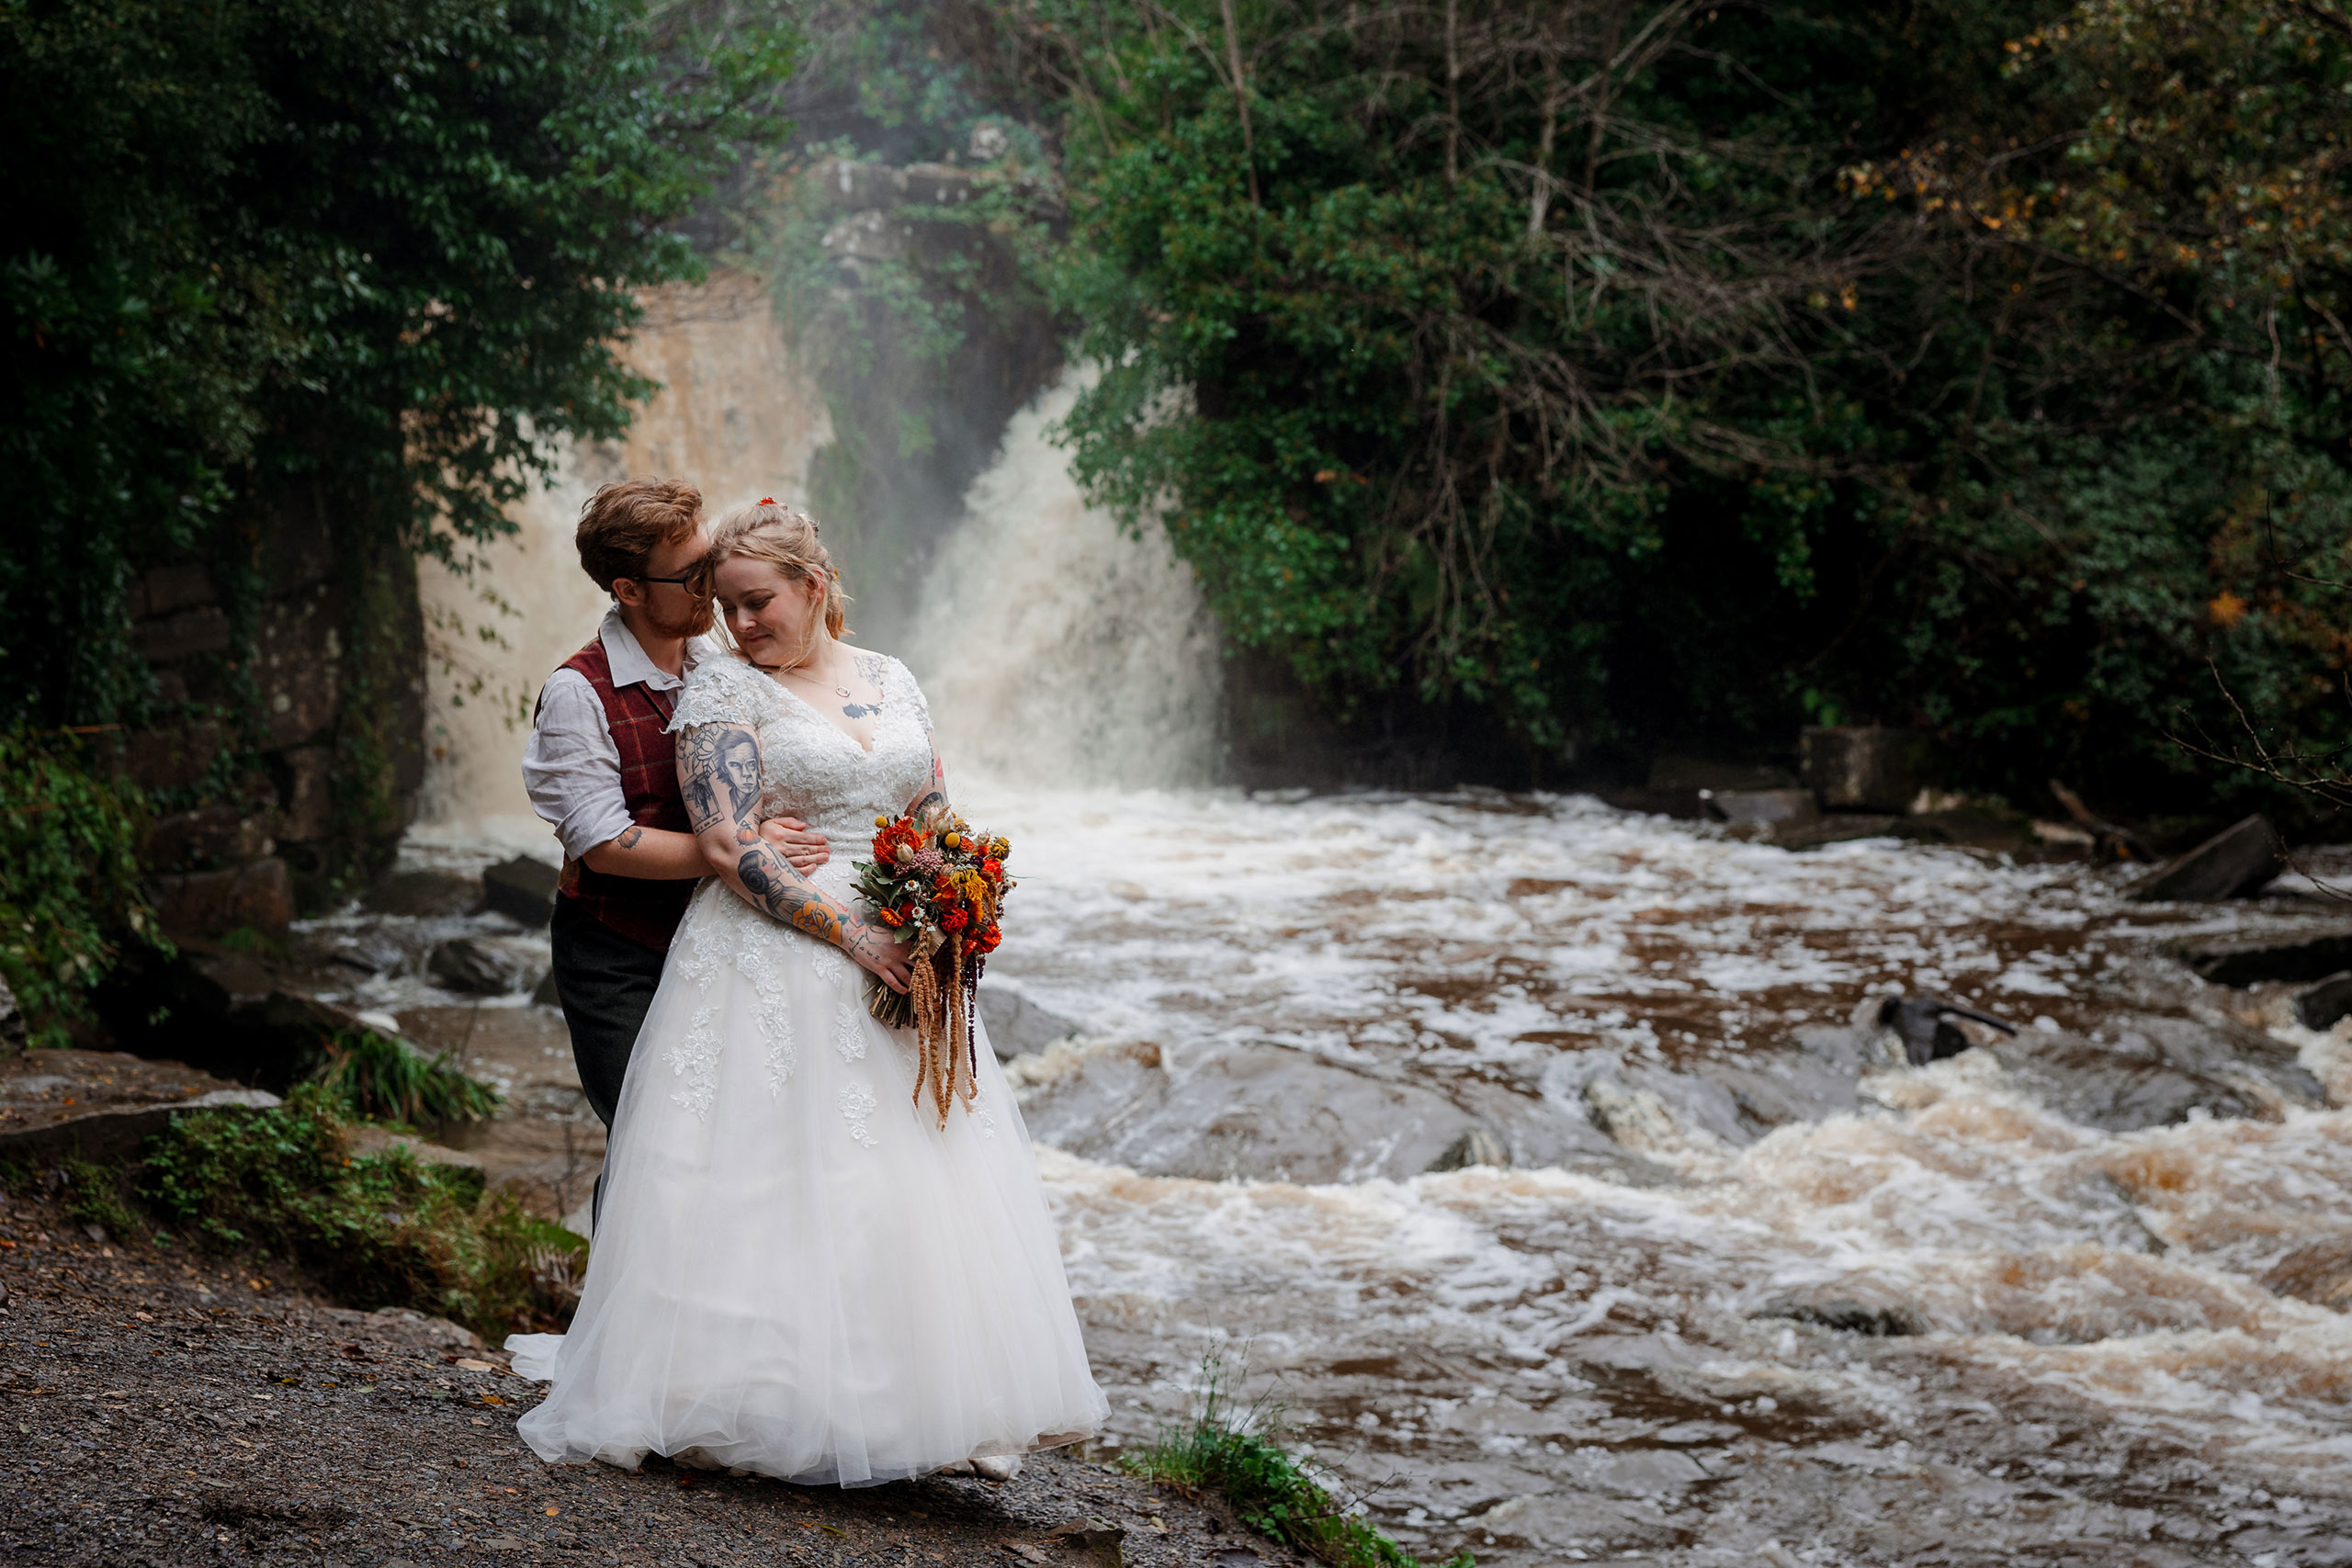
top-left (547, 896), bottom-right (669, 1225)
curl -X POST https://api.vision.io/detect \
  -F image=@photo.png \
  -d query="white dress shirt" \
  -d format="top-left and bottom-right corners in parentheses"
top-left (523, 607), bottom-right (718, 862)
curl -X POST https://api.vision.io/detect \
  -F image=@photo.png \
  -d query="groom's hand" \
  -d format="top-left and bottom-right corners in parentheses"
top-left (759, 816), bottom-right (829, 872)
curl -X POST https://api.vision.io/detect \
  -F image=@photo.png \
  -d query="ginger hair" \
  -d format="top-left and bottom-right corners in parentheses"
top-left (574, 479), bottom-right (704, 593)
top-left (706, 498), bottom-right (851, 665)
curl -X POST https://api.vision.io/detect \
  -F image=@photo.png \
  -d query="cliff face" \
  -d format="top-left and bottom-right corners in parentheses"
top-left (414, 267), bottom-right (831, 836)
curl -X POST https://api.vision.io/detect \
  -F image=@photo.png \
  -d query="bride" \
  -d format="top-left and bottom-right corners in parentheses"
top-left (507, 500), bottom-right (1107, 1483)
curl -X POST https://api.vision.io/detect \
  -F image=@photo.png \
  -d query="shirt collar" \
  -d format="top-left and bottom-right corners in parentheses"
top-left (597, 606), bottom-right (707, 693)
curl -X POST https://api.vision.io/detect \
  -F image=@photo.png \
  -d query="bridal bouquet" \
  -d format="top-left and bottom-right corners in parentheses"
top-left (854, 810), bottom-right (1012, 1126)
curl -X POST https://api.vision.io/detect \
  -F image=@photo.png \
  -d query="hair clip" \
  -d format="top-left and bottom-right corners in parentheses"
top-left (758, 497), bottom-right (775, 506)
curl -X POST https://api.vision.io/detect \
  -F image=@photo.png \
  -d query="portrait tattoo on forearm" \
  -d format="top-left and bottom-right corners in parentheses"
top-left (682, 728), bottom-right (731, 834)
top-left (684, 725), bottom-right (769, 843)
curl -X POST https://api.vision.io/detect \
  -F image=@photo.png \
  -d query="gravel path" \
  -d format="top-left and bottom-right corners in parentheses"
top-left (0, 1190), bottom-right (1291, 1568)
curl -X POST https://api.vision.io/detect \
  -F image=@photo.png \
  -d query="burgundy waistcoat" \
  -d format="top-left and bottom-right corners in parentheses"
top-left (544, 635), bottom-right (699, 953)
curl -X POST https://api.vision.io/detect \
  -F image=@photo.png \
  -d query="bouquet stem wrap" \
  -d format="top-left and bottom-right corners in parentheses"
top-left (856, 813), bottom-right (1011, 1130)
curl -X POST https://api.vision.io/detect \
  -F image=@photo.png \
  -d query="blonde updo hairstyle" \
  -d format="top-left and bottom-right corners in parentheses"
top-left (705, 498), bottom-right (851, 669)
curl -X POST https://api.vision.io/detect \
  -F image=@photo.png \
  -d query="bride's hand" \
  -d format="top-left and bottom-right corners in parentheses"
top-left (759, 816), bottom-right (829, 873)
top-left (847, 923), bottom-right (912, 994)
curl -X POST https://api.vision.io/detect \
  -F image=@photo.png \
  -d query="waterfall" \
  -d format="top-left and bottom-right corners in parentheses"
top-left (903, 371), bottom-right (1223, 790)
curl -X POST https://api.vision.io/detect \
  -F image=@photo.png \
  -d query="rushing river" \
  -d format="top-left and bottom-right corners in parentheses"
top-left (957, 784), bottom-right (2352, 1567)
top-left (389, 371), bottom-right (2352, 1564)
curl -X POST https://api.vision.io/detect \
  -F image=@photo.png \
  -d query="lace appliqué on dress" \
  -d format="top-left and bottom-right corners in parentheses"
top-left (838, 1082), bottom-right (880, 1148)
top-left (662, 899), bottom-right (733, 1120)
top-left (662, 892), bottom-right (797, 1119)
top-left (810, 946), bottom-right (846, 986)
top-left (834, 1002), bottom-right (867, 1064)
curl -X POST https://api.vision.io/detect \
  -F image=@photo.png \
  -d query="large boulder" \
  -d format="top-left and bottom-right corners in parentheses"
top-left (427, 937), bottom-right (534, 997)
top-left (0, 1048), bottom-right (278, 1166)
top-left (976, 984), bottom-right (1084, 1060)
top-left (1016, 1040), bottom-right (1651, 1185)
top-left (2168, 924), bottom-right (2352, 987)
top-left (147, 857), bottom-right (296, 942)
top-left (2129, 814), bottom-right (2284, 902)
top-left (1986, 1015), bottom-right (2324, 1132)
top-left (482, 856), bottom-right (560, 925)
top-left (93, 942), bottom-right (374, 1090)
top-left (362, 868), bottom-right (483, 918)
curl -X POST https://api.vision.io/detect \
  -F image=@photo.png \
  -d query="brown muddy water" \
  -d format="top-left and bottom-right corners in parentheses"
top-left (304, 789), bottom-right (2352, 1567)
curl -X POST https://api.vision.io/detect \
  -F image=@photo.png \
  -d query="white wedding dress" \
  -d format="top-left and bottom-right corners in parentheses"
top-left (506, 649), bottom-right (1107, 1484)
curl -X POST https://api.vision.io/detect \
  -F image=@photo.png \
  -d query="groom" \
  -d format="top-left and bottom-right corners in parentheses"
top-left (524, 479), bottom-right (827, 1216)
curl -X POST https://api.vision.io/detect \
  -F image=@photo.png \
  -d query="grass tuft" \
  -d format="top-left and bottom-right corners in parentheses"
top-left (1123, 1352), bottom-right (1472, 1568)
top-left (315, 1029), bottom-right (503, 1127)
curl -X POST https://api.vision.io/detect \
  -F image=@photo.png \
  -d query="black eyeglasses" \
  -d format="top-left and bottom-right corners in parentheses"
top-left (624, 571), bottom-right (706, 592)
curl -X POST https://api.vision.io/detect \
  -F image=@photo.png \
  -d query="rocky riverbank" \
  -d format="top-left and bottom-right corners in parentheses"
top-left (0, 1195), bottom-right (1291, 1568)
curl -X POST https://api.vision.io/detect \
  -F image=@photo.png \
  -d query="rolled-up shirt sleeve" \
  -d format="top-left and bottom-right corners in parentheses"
top-left (522, 670), bottom-right (638, 863)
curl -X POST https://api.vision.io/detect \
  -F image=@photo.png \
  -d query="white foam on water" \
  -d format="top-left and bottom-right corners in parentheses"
top-left (938, 784), bottom-right (2352, 1561)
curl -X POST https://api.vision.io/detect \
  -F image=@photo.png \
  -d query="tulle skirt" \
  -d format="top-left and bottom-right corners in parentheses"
top-left (507, 882), bottom-right (1107, 1484)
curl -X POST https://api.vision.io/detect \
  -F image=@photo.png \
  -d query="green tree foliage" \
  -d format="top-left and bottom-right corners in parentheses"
top-left (1006, 0), bottom-right (2352, 810)
top-left (0, 0), bottom-right (798, 739)
top-left (2, 0), bottom-right (797, 904)
top-left (0, 729), bottom-right (163, 1045)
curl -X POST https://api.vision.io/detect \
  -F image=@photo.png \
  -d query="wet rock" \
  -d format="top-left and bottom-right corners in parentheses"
top-left (1596, 786), bottom-right (1709, 820)
top-left (361, 869), bottom-right (482, 919)
top-left (148, 857), bottom-right (296, 941)
top-left (1425, 1127), bottom-right (1510, 1172)
top-left (2261, 1235), bottom-right (2352, 1311)
top-left (0, 1048), bottom-right (280, 1165)
top-left (2295, 972), bottom-right (2352, 1032)
top-left (1706, 789), bottom-right (1819, 830)
top-left (1899, 808), bottom-right (2028, 852)
top-left (1802, 727), bottom-right (1940, 812)
top-left (2169, 924), bottom-right (2352, 987)
top-left (1772, 814), bottom-right (1904, 850)
top-left (481, 856), bottom-right (560, 925)
top-left (1020, 1042), bottom-right (1646, 1184)
top-left (1755, 1293), bottom-right (1929, 1337)
top-left (1562, 1446), bottom-right (1715, 1496)
top-left (91, 942), bottom-right (366, 1090)
top-left (2129, 814), bottom-right (2284, 902)
top-left (1988, 1017), bottom-right (2324, 1132)
top-left (978, 984), bottom-right (1084, 1060)
top-left (426, 938), bottom-right (527, 996)
top-left (1549, 1030), bottom-right (1870, 1151)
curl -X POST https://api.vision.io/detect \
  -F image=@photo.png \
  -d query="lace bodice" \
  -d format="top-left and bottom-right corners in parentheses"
top-left (669, 648), bottom-right (934, 906)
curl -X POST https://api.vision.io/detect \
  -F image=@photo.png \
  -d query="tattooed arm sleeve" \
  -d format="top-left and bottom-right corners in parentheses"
top-left (682, 721), bottom-right (876, 951)
top-left (902, 732), bottom-right (950, 826)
